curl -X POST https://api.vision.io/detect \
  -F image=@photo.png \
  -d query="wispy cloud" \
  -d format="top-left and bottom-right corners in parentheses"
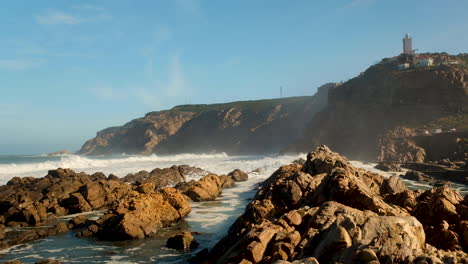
top-left (0, 59), bottom-right (45, 70)
top-left (72, 4), bottom-right (105, 11)
top-left (91, 54), bottom-right (192, 110)
top-left (35, 10), bottom-right (81, 25)
top-left (35, 7), bottom-right (111, 25)
top-left (175, 0), bottom-right (204, 20)
top-left (344, 0), bottom-right (376, 9)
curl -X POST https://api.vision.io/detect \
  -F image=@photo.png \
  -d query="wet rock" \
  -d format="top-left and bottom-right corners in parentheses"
top-left (69, 215), bottom-right (88, 228)
top-left (291, 158), bottom-right (306, 166)
top-left (122, 165), bottom-right (189, 189)
top-left (96, 187), bottom-right (191, 240)
top-left (183, 174), bottom-right (224, 202)
top-left (219, 175), bottom-right (236, 188)
top-left (403, 170), bottom-right (433, 183)
top-left (375, 162), bottom-right (402, 172)
top-left (229, 169), bottom-right (249, 182)
top-left (1, 260), bottom-right (22, 264)
top-left (34, 260), bottom-right (63, 264)
top-left (166, 231), bottom-right (199, 250)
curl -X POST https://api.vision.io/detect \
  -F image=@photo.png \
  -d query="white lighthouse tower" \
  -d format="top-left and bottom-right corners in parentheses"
top-left (403, 33), bottom-right (413, 54)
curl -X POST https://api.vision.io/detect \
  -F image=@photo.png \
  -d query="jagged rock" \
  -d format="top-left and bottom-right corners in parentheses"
top-left (0, 225), bottom-right (5, 240)
top-left (122, 165), bottom-right (188, 189)
top-left (413, 187), bottom-right (463, 226)
top-left (69, 215), bottom-right (88, 228)
top-left (182, 174), bottom-right (224, 202)
top-left (166, 231), bottom-right (199, 250)
top-left (403, 170), bottom-right (433, 182)
top-left (229, 169), bottom-right (249, 182)
top-left (134, 182), bottom-right (156, 194)
top-left (219, 175), bottom-right (236, 188)
top-left (380, 174), bottom-right (407, 195)
top-left (375, 162), bottom-right (402, 172)
top-left (96, 187), bottom-right (191, 240)
top-left (197, 146), bottom-right (468, 264)
top-left (79, 179), bottom-right (130, 209)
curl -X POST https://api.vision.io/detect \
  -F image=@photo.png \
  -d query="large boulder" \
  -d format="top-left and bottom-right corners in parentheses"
top-left (228, 169), bottom-right (249, 182)
top-left (122, 165), bottom-right (196, 189)
top-left (96, 187), bottom-right (191, 240)
top-left (180, 174), bottom-right (224, 202)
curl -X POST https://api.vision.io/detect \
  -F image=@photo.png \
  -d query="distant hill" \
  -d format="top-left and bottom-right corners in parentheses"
top-left (78, 83), bottom-right (338, 155)
top-left (287, 53), bottom-right (468, 161)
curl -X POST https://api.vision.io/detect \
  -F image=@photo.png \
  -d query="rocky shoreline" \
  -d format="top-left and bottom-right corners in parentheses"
top-left (1, 146), bottom-right (467, 263)
top-left (192, 146), bottom-right (468, 263)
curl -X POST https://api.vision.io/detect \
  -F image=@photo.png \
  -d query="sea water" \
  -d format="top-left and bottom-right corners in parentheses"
top-left (0, 154), bottom-right (466, 263)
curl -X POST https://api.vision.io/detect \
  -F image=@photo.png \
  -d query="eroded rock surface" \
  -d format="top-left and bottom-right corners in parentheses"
top-left (195, 145), bottom-right (468, 264)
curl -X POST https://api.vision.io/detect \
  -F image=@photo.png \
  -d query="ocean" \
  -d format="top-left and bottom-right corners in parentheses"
top-left (0, 153), bottom-right (466, 263)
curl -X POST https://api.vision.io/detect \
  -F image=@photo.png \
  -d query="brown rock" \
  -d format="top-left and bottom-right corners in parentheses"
top-left (166, 231), bottom-right (199, 250)
top-left (219, 175), bottom-right (236, 188)
top-left (184, 174), bottom-right (224, 202)
top-left (229, 169), bottom-right (249, 182)
top-left (97, 187), bottom-right (191, 240)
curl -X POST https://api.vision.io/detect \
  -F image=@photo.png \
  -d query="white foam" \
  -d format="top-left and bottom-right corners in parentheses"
top-left (0, 152), bottom-right (303, 185)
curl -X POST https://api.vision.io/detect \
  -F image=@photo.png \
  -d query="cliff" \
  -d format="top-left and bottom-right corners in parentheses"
top-left (289, 53), bottom-right (468, 161)
top-left (78, 83), bottom-right (337, 155)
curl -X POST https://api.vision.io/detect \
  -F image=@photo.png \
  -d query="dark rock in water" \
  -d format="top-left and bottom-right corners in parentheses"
top-left (122, 165), bottom-right (187, 189)
top-left (166, 231), bottom-right (199, 250)
top-left (291, 158), bottom-right (306, 165)
top-left (219, 175), bottom-right (235, 188)
top-left (1, 260), bottom-right (22, 264)
top-left (35, 260), bottom-right (63, 264)
top-left (195, 145), bottom-right (467, 264)
top-left (375, 162), bottom-right (402, 172)
top-left (403, 170), bottom-right (433, 183)
top-left (228, 169), bottom-right (248, 182)
top-left (0, 225), bottom-right (5, 240)
top-left (69, 215), bottom-right (88, 228)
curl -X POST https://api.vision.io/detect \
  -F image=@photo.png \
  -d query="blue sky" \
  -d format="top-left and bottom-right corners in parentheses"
top-left (1, 0), bottom-right (468, 155)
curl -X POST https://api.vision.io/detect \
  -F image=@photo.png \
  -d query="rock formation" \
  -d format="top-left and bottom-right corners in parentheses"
top-left (78, 85), bottom-right (335, 156)
top-left (194, 145), bottom-right (468, 264)
top-left (166, 231), bottom-right (199, 250)
top-left (290, 54), bottom-right (468, 162)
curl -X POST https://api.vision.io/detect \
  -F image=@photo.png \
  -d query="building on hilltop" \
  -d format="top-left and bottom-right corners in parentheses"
top-left (403, 33), bottom-right (413, 54)
top-left (415, 55), bottom-right (434, 68)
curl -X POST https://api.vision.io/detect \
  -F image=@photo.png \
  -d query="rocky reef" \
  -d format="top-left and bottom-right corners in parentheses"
top-left (78, 84), bottom-right (337, 156)
top-left (193, 146), bottom-right (468, 264)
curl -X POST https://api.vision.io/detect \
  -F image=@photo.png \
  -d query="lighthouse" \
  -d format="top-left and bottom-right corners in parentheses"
top-left (403, 33), bottom-right (412, 54)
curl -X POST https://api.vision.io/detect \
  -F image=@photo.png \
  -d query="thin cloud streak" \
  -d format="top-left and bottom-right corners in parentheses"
top-left (35, 10), bottom-right (81, 25)
top-left (0, 59), bottom-right (45, 70)
top-left (35, 8), bottom-right (112, 25)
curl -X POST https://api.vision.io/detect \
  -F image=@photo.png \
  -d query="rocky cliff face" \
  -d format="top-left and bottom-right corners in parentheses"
top-left (79, 84), bottom-right (337, 155)
top-left (290, 54), bottom-right (468, 161)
